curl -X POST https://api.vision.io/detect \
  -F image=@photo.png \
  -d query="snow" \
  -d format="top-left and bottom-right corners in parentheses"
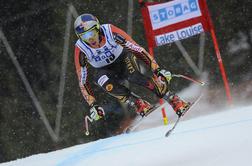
top-left (1, 104), bottom-right (252, 166)
top-left (227, 31), bottom-right (251, 54)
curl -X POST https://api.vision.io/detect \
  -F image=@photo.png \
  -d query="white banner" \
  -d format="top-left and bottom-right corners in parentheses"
top-left (148, 0), bottom-right (202, 30)
top-left (155, 23), bottom-right (204, 46)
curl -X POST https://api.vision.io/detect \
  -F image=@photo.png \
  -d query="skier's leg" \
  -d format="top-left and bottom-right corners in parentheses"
top-left (93, 68), bottom-right (130, 103)
top-left (125, 54), bottom-right (169, 97)
top-left (126, 54), bottom-right (190, 116)
top-left (94, 67), bottom-right (152, 116)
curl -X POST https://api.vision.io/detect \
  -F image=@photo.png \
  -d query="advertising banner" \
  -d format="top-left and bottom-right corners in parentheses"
top-left (155, 23), bottom-right (204, 46)
top-left (148, 0), bottom-right (202, 30)
top-left (139, 0), bottom-right (233, 104)
top-left (140, 0), bottom-right (209, 47)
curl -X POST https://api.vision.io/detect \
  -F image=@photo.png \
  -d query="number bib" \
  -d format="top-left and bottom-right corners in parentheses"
top-left (75, 24), bottom-right (123, 68)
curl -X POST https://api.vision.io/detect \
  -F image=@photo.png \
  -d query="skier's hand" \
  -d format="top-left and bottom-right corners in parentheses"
top-left (89, 104), bottom-right (105, 121)
top-left (154, 68), bottom-right (172, 83)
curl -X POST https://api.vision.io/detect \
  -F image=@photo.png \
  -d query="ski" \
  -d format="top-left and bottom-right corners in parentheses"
top-left (165, 94), bottom-right (203, 137)
top-left (124, 104), bottom-right (161, 133)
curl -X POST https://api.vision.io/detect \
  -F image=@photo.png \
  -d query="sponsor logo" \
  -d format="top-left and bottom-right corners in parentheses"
top-left (125, 57), bottom-right (135, 73)
top-left (80, 67), bottom-right (88, 84)
top-left (106, 84), bottom-right (113, 92)
top-left (98, 75), bottom-right (109, 87)
top-left (155, 23), bottom-right (203, 46)
top-left (94, 46), bottom-right (113, 62)
top-left (125, 41), bottom-right (143, 53)
top-left (148, 0), bottom-right (201, 30)
top-left (93, 46), bottom-right (117, 64)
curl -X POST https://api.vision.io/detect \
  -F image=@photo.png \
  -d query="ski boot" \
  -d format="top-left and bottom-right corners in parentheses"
top-left (167, 93), bottom-right (190, 117)
top-left (134, 98), bottom-right (153, 117)
top-left (126, 96), bottom-right (153, 117)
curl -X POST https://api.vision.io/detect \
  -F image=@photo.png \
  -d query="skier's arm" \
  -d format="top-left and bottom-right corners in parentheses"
top-left (74, 46), bottom-right (96, 106)
top-left (110, 24), bottom-right (160, 72)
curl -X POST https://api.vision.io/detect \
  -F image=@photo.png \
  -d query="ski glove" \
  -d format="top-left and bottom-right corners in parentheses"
top-left (154, 68), bottom-right (172, 83)
top-left (89, 104), bottom-right (105, 121)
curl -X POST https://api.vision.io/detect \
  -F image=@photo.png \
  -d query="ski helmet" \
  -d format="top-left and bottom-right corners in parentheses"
top-left (74, 14), bottom-right (100, 42)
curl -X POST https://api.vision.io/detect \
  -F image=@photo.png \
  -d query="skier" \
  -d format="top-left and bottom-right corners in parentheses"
top-left (74, 13), bottom-right (189, 123)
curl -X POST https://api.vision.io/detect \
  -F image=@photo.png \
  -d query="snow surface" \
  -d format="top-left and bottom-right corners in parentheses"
top-left (1, 104), bottom-right (252, 166)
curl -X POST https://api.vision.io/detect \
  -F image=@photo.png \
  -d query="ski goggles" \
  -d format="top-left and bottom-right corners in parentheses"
top-left (78, 28), bottom-right (99, 42)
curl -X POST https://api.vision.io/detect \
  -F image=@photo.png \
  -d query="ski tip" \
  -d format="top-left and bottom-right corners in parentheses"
top-left (165, 131), bottom-right (171, 137)
top-left (125, 129), bottom-right (131, 134)
top-left (123, 127), bottom-right (133, 134)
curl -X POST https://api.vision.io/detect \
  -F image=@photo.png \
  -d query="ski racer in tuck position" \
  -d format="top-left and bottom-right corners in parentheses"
top-left (74, 13), bottom-right (189, 123)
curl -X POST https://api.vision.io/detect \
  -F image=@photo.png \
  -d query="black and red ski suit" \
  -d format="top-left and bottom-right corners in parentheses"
top-left (74, 24), bottom-right (168, 107)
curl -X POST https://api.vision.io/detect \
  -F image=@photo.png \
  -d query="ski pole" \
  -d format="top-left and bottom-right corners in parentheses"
top-left (172, 74), bottom-right (205, 86)
top-left (84, 115), bottom-right (93, 136)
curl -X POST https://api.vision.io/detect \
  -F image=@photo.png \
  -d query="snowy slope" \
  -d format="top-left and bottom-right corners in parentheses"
top-left (1, 105), bottom-right (252, 166)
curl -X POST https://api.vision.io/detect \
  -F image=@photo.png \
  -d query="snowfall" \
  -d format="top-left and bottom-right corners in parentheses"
top-left (1, 83), bottom-right (252, 166)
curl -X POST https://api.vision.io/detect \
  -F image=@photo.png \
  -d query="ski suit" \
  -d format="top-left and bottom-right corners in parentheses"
top-left (74, 24), bottom-right (168, 106)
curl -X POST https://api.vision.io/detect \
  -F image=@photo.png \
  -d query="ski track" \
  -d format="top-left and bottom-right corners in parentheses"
top-left (1, 104), bottom-right (252, 166)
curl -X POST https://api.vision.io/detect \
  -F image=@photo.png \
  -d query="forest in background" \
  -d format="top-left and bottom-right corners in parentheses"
top-left (0, 0), bottom-right (251, 162)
